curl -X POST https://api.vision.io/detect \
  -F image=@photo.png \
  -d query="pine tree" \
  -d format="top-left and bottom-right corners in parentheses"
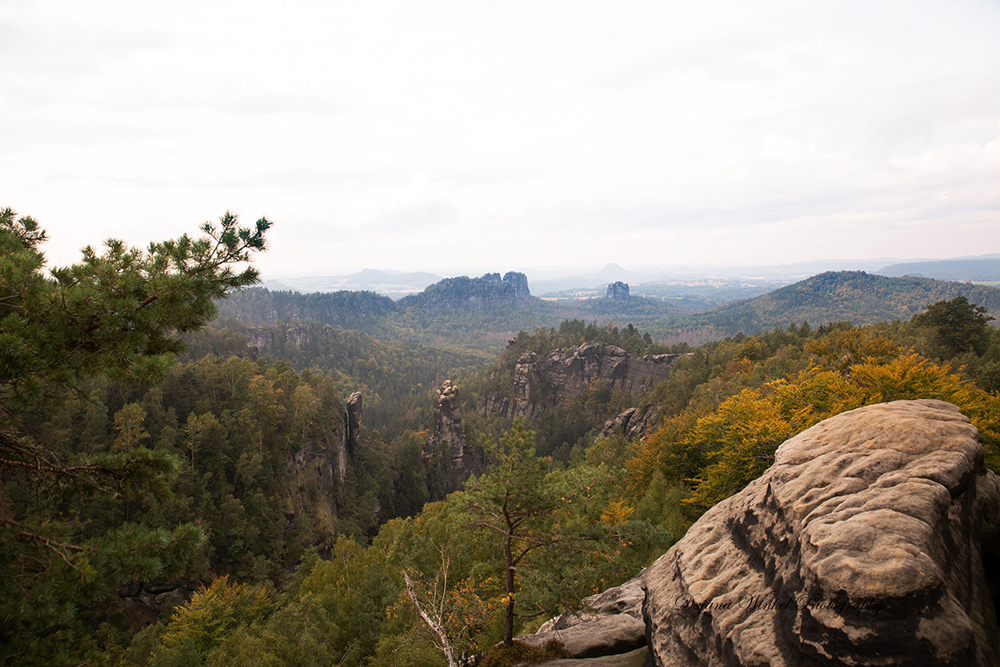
top-left (0, 208), bottom-right (270, 664)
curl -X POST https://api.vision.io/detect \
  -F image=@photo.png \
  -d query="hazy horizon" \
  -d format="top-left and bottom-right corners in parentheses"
top-left (260, 253), bottom-right (999, 283)
top-left (3, 1), bottom-right (999, 277)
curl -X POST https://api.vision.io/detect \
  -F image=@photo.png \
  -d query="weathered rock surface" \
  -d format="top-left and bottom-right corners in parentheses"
top-left (643, 399), bottom-right (1000, 667)
top-left (286, 418), bottom-right (345, 540)
top-left (518, 575), bottom-right (647, 665)
top-left (398, 271), bottom-right (532, 313)
top-left (286, 392), bottom-right (364, 539)
top-left (425, 380), bottom-right (482, 493)
top-left (484, 343), bottom-right (681, 420)
top-left (519, 614), bottom-right (646, 659)
top-left (535, 647), bottom-right (648, 667)
top-left (539, 573), bottom-right (646, 633)
top-left (118, 582), bottom-right (194, 629)
top-left (345, 391), bottom-right (363, 455)
top-left (244, 322), bottom-right (342, 349)
top-left (597, 404), bottom-right (661, 442)
top-left (606, 282), bottom-right (630, 301)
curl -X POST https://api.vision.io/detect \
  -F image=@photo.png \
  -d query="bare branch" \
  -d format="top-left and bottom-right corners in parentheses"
top-left (403, 571), bottom-right (458, 667)
top-left (0, 518), bottom-right (87, 570)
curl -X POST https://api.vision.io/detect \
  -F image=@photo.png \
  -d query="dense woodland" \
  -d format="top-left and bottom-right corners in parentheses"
top-left (651, 270), bottom-right (1000, 338)
top-left (3, 209), bottom-right (1000, 666)
top-left (219, 270), bottom-right (1000, 350)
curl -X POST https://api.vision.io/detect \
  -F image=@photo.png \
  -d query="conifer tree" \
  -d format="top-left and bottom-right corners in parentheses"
top-left (463, 418), bottom-right (610, 647)
top-left (0, 208), bottom-right (270, 664)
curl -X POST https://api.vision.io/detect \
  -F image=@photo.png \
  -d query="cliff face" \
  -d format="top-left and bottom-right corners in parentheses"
top-left (483, 342), bottom-right (681, 420)
top-left (244, 322), bottom-right (341, 349)
top-left (285, 391), bottom-right (364, 546)
top-left (397, 271), bottom-right (533, 313)
top-left (524, 400), bottom-right (1000, 666)
top-left (217, 288), bottom-right (397, 331)
top-left (424, 380), bottom-right (483, 495)
top-left (606, 281), bottom-right (630, 301)
top-left (597, 404), bottom-right (661, 442)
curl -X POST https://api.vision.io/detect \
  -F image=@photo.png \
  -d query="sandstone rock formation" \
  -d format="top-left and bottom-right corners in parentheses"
top-left (345, 391), bottom-right (363, 455)
top-left (483, 343), bottom-right (680, 420)
top-left (597, 404), bottom-right (660, 442)
top-left (644, 399), bottom-right (1000, 667)
top-left (286, 391), bottom-right (364, 542)
top-left (519, 575), bottom-right (648, 664)
top-left (522, 400), bottom-right (1000, 666)
top-left (398, 271), bottom-right (533, 313)
top-left (425, 380), bottom-right (482, 493)
top-left (118, 581), bottom-right (195, 629)
top-left (244, 322), bottom-right (342, 350)
top-left (606, 282), bottom-right (630, 301)
top-left (221, 289), bottom-right (396, 330)
top-left (502, 271), bottom-right (531, 299)
top-left (286, 412), bottom-right (348, 542)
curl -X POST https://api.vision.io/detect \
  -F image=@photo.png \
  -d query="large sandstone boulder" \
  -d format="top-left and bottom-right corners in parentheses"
top-left (644, 399), bottom-right (1000, 667)
top-left (517, 574), bottom-right (648, 664)
top-left (517, 615), bottom-right (646, 660)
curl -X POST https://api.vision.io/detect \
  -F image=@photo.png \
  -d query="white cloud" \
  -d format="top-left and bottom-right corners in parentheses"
top-left (2, 0), bottom-right (999, 275)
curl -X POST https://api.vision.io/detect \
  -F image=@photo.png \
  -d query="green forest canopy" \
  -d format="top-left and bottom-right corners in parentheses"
top-left (3, 208), bottom-right (1000, 666)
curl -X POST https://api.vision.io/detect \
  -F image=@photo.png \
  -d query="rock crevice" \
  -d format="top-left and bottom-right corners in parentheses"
top-left (643, 399), bottom-right (1000, 667)
top-left (522, 400), bottom-right (1000, 666)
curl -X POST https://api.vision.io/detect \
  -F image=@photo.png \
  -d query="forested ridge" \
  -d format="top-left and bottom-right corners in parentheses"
top-left (219, 271), bottom-right (1000, 351)
top-left (3, 210), bottom-right (1000, 666)
top-left (648, 270), bottom-right (1000, 337)
top-left (181, 319), bottom-right (493, 443)
top-left (218, 283), bottom-right (687, 351)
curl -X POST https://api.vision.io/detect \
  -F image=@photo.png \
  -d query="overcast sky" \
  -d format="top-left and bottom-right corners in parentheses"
top-left (2, 1), bottom-right (999, 279)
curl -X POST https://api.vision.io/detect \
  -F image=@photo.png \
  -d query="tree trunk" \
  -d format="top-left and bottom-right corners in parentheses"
top-left (503, 526), bottom-right (515, 647)
top-left (404, 571), bottom-right (457, 667)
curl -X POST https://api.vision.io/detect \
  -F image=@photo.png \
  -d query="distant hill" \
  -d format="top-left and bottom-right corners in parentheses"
top-left (216, 289), bottom-right (401, 336)
top-left (876, 257), bottom-right (1000, 282)
top-left (220, 271), bottom-right (1000, 348)
top-left (262, 269), bottom-right (443, 299)
top-left (220, 272), bottom-right (683, 350)
top-left (655, 271), bottom-right (1000, 336)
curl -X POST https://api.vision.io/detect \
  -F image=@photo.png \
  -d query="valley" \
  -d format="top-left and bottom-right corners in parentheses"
top-left (3, 215), bottom-right (999, 666)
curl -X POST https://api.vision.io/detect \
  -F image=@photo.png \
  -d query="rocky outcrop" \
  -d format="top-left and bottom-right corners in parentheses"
top-left (345, 392), bottom-right (363, 455)
top-left (397, 271), bottom-right (533, 313)
top-left (518, 616), bottom-right (645, 660)
top-left (540, 573), bottom-right (646, 631)
top-left (528, 649), bottom-right (648, 666)
top-left (286, 421), bottom-right (344, 543)
top-left (217, 288), bottom-right (397, 331)
top-left (502, 271), bottom-right (531, 299)
top-left (483, 343), bottom-right (681, 420)
top-left (523, 400), bottom-right (1000, 666)
top-left (644, 400), bottom-right (1000, 667)
top-left (244, 322), bottom-right (342, 349)
top-left (118, 581), bottom-right (194, 629)
top-left (606, 282), bottom-right (629, 301)
top-left (425, 381), bottom-right (482, 493)
top-left (286, 392), bottom-right (364, 542)
top-left (597, 404), bottom-right (660, 442)
top-left (518, 575), bottom-right (648, 665)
